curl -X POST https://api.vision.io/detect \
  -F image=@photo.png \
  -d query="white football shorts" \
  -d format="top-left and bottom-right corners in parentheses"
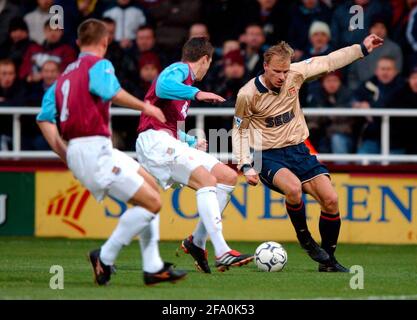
top-left (67, 136), bottom-right (143, 202)
top-left (136, 129), bottom-right (220, 189)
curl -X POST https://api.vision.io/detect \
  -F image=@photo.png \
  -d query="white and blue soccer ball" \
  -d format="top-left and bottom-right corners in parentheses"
top-left (254, 241), bottom-right (288, 272)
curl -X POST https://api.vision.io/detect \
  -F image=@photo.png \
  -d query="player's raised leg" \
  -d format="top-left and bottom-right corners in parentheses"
top-left (184, 164), bottom-right (253, 272)
top-left (302, 175), bottom-right (349, 272)
top-left (183, 163), bottom-right (238, 273)
top-left (272, 168), bottom-right (330, 264)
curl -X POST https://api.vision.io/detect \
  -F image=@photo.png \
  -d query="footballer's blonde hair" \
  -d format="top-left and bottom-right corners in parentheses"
top-left (264, 41), bottom-right (294, 64)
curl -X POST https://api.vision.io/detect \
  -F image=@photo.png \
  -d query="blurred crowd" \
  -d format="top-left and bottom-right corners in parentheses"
top-left (0, 0), bottom-right (417, 155)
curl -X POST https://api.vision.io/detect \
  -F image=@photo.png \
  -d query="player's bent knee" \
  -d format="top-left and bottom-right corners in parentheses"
top-left (215, 165), bottom-right (238, 186)
top-left (147, 195), bottom-right (162, 214)
top-left (190, 167), bottom-right (218, 189)
top-left (205, 174), bottom-right (218, 188)
top-left (286, 184), bottom-right (303, 203)
top-left (129, 185), bottom-right (162, 213)
top-left (226, 168), bottom-right (238, 186)
top-left (322, 193), bottom-right (339, 213)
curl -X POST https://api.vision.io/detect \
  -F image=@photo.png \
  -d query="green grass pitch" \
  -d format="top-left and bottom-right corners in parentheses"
top-left (0, 237), bottom-right (416, 300)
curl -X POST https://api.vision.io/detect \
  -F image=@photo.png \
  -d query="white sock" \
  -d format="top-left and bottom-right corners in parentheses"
top-left (193, 184), bottom-right (234, 250)
top-left (139, 214), bottom-right (164, 273)
top-left (196, 186), bottom-right (231, 257)
top-left (100, 206), bottom-right (155, 266)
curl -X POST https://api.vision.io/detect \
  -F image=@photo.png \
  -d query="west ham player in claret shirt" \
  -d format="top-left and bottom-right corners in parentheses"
top-left (36, 19), bottom-right (187, 286)
top-left (136, 37), bottom-right (254, 274)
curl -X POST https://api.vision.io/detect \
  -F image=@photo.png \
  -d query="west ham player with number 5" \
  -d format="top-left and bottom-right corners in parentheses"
top-left (136, 37), bottom-right (253, 273)
top-left (36, 19), bottom-right (187, 286)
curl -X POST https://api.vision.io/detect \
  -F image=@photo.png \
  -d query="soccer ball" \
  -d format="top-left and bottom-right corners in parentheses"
top-left (254, 241), bottom-right (288, 272)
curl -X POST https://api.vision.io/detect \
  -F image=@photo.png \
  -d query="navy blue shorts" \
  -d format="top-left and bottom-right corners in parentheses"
top-left (258, 143), bottom-right (330, 194)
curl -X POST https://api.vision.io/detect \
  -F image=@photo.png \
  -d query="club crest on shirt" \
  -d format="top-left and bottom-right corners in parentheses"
top-left (287, 86), bottom-right (297, 97)
top-left (234, 116), bottom-right (243, 128)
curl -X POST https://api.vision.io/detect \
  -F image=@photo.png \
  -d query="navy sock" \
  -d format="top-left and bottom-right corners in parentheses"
top-left (286, 201), bottom-right (311, 244)
top-left (319, 212), bottom-right (341, 257)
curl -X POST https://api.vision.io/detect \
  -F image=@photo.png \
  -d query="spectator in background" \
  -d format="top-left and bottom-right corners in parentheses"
top-left (24, 0), bottom-right (54, 45)
top-left (26, 60), bottom-right (60, 106)
top-left (331, 0), bottom-right (391, 49)
top-left (211, 49), bottom-right (248, 107)
top-left (103, 0), bottom-right (147, 49)
top-left (0, 0), bottom-right (20, 45)
top-left (189, 23), bottom-right (210, 40)
top-left (201, 0), bottom-right (245, 47)
top-left (129, 25), bottom-right (168, 67)
top-left (0, 17), bottom-right (39, 71)
top-left (223, 40), bottom-right (241, 56)
top-left (204, 50), bottom-right (248, 143)
top-left (137, 0), bottom-right (163, 9)
top-left (302, 21), bottom-right (333, 60)
top-left (348, 16), bottom-right (403, 90)
top-left (55, 0), bottom-right (104, 45)
top-left (406, 2), bottom-right (417, 69)
top-left (0, 59), bottom-right (25, 106)
top-left (244, 0), bottom-right (291, 45)
top-left (22, 60), bottom-right (59, 150)
top-left (148, 0), bottom-right (202, 60)
top-left (288, 0), bottom-right (332, 61)
top-left (113, 52), bottom-right (162, 152)
top-left (241, 24), bottom-right (267, 79)
top-left (199, 39), bottom-right (242, 93)
top-left (387, 66), bottom-right (417, 154)
top-left (20, 20), bottom-right (77, 83)
top-left (103, 17), bottom-right (136, 88)
top-left (353, 56), bottom-right (405, 154)
top-left (134, 51), bottom-right (161, 99)
top-left (0, 59), bottom-right (25, 150)
top-left (299, 21), bottom-right (333, 106)
top-left (77, 0), bottom-right (100, 19)
top-left (307, 71), bottom-right (356, 154)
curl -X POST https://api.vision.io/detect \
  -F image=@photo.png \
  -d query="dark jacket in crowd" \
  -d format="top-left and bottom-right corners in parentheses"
top-left (105, 41), bottom-right (137, 89)
top-left (19, 40), bottom-right (77, 79)
top-left (288, 1), bottom-right (332, 51)
top-left (0, 80), bottom-right (26, 107)
top-left (353, 74), bottom-right (405, 141)
top-left (307, 83), bottom-right (357, 149)
top-left (148, 0), bottom-right (202, 54)
top-left (243, 0), bottom-right (291, 45)
top-left (387, 81), bottom-right (417, 152)
top-left (0, 1), bottom-right (20, 44)
top-left (1, 38), bottom-right (39, 71)
top-left (331, 0), bottom-right (391, 49)
top-left (0, 80), bottom-right (26, 136)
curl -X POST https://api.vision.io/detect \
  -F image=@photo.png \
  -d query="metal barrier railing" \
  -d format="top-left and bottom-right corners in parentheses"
top-left (1, 107), bottom-right (417, 164)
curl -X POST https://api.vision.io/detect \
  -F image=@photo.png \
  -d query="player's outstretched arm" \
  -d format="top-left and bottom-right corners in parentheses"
top-left (112, 89), bottom-right (166, 123)
top-left (292, 34), bottom-right (384, 82)
top-left (37, 121), bottom-right (67, 163)
top-left (195, 91), bottom-right (226, 104)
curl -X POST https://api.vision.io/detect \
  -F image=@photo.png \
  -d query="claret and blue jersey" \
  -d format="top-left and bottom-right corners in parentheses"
top-left (37, 53), bottom-right (122, 141)
top-left (137, 62), bottom-right (201, 143)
